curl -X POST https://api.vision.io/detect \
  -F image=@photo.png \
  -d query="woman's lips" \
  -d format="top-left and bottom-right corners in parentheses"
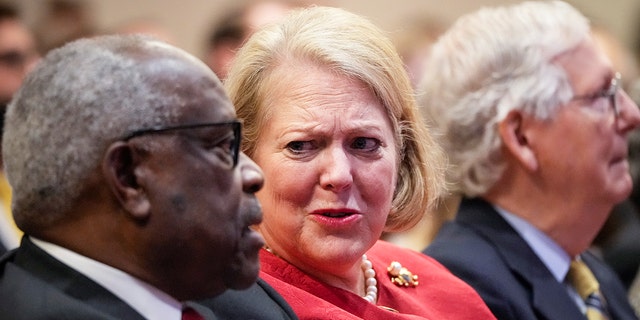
top-left (310, 209), bottom-right (362, 228)
top-left (320, 211), bottom-right (352, 218)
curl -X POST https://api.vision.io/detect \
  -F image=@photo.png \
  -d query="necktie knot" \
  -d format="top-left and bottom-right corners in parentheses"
top-left (568, 259), bottom-right (610, 320)
top-left (569, 259), bottom-right (600, 300)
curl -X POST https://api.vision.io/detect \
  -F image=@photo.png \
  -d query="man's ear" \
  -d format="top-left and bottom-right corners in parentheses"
top-left (102, 142), bottom-right (150, 220)
top-left (499, 110), bottom-right (538, 172)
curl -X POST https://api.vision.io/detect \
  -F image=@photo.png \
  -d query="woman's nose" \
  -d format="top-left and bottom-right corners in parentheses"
top-left (319, 146), bottom-right (353, 192)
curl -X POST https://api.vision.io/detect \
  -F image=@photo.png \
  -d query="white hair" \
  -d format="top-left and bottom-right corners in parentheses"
top-left (418, 0), bottom-right (590, 196)
top-left (3, 34), bottom-right (199, 230)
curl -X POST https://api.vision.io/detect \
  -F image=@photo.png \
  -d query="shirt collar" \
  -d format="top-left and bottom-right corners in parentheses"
top-left (493, 205), bottom-right (572, 282)
top-left (30, 237), bottom-right (183, 320)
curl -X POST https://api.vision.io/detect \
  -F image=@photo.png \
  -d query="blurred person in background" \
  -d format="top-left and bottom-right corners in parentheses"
top-left (111, 17), bottom-right (176, 45)
top-left (0, 2), bottom-right (39, 255)
top-left (393, 17), bottom-right (446, 89)
top-left (203, 0), bottom-right (306, 80)
top-left (421, 1), bottom-right (640, 319)
top-left (34, 0), bottom-right (96, 54)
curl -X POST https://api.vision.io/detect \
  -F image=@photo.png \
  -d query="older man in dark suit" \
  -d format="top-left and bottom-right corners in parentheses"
top-left (420, 1), bottom-right (640, 319)
top-left (0, 34), bottom-right (297, 320)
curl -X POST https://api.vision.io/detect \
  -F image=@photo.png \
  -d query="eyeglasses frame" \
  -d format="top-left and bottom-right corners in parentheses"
top-left (571, 72), bottom-right (622, 119)
top-left (121, 120), bottom-right (242, 168)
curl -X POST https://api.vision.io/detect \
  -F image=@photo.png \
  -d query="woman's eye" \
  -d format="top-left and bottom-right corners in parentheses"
top-left (286, 141), bottom-right (314, 154)
top-left (351, 137), bottom-right (380, 152)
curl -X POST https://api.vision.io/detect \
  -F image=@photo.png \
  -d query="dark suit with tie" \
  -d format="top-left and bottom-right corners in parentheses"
top-left (0, 237), bottom-right (296, 320)
top-left (424, 197), bottom-right (637, 320)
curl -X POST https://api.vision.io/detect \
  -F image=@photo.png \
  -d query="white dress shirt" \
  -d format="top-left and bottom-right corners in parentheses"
top-left (31, 237), bottom-right (183, 320)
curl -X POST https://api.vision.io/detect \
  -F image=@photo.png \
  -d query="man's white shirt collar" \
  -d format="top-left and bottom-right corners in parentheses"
top-left (493, 205), bottom-right (586, 311)
top-left (30, 237), bottom-right (183, 320)
top-left (493, 205), bottom-right (572, 282)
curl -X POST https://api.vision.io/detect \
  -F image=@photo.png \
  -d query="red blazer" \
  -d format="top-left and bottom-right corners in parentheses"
top-left (260, 240), bottom-right (496, 319)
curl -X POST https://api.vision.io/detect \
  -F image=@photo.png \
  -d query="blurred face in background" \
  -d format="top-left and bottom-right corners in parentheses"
top-left (206, 1), bottom-right (295, 80)
top-left (0, 18), bottom-right (38, 105)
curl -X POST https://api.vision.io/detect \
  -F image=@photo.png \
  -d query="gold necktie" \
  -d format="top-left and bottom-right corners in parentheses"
top-left (568, 259), bottom-right (610, 320)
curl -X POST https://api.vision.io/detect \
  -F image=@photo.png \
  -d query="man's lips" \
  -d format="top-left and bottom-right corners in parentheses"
top-left (241, 225), bottom-right (265, 249)
top-left (243, 201), bottom-right (263, 226)
top-left (610, 152), bottom-right (628, 166)
top-left (240, 201), bottom-right (264, 245)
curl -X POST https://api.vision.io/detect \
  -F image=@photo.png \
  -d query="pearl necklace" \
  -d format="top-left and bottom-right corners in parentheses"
top-left (361, 254), bottom-right (378, 303)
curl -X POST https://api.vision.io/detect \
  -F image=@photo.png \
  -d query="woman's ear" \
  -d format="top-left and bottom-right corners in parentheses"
top-left (102, 142), bottom-right (150, 220)
top-left (499, 110), bottom-right (538, 172)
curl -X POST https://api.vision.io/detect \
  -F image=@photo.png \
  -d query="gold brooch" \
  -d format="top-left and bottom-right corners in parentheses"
top-left (387, 261), bottom-right (419, 287)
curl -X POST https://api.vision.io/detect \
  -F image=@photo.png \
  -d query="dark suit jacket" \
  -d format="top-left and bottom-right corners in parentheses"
top-left (200, 279), bottom-right (299, 320)
top-left (0, 240), bottom-right (6, 257)
top-left (424, 197), bottom-right (638, 320)
top-left (0, 237), bottom-right (154, 319)
top-left (0, 237), bottom-right (227, 320)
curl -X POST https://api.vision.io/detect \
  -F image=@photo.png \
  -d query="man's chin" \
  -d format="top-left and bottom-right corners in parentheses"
top-left (224, 250), bottom-right (261, 290)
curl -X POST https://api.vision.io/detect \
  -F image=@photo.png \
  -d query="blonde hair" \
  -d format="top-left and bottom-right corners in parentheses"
top-left (225, 6), bottom-right (447, 231)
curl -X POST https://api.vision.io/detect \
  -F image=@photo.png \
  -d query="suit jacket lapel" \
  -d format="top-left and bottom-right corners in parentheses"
top-left (457, 198), bottom-right (583, 320)
top-left (11, 237), bottom-right (147, 320)
top-left (582, 252), bottom-right (638, 319)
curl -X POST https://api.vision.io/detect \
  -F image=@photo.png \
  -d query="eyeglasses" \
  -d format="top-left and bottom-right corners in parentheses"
top-left (122, 120), bottom-right (242, 168)
top-left (571, 72), bottom-right (622, 119)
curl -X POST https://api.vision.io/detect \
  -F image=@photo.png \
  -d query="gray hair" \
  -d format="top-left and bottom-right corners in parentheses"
top-left (226, 6), bottom-right (447, 231)
top-left (418, 0), bottom-right (590, 196)
top-left (3, 34), bottom-right (201, 230)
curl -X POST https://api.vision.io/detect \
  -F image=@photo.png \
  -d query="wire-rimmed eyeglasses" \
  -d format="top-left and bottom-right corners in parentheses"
top-left (572, 72), bottom-right (622, 119)
top-left (121, 120), bottom-right (242, 168)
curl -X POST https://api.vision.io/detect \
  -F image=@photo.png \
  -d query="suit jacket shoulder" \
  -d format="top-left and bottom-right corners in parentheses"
top-left (0, 237), bottom-right (147, 320)
top-left (200, 278), bottom-right (298, 320)
top-left (424, 198), bottom-right (604, 320)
